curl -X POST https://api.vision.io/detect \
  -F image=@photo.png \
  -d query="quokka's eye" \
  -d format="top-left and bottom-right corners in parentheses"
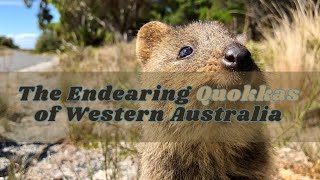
top-left (177, 46), bottom-right (194, 59)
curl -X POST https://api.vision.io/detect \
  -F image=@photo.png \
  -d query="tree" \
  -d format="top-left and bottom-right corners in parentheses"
top-left (24, 0), bottom-right (53, 30)
top-left (24, 0), bottom-right (154, 46)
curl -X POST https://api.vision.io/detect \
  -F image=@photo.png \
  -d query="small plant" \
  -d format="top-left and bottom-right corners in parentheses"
top-left (0, 95), bottom-right (10, 132)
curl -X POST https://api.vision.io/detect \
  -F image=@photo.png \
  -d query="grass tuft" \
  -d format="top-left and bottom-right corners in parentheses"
top-left (257, 0), bottom-right (320, 72)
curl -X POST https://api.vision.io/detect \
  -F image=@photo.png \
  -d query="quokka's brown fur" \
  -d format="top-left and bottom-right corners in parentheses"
top-left (136, 21), bottom-right (272, 180)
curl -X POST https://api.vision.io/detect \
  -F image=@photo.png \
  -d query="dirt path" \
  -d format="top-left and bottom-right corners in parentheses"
top-left (0, 50), bottom-right (57, 72)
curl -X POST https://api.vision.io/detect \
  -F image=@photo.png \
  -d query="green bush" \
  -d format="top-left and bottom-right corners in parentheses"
top-left (35, 31), bottom-right (62, 53)
top-left (0, 36), bottom-right (18, 49)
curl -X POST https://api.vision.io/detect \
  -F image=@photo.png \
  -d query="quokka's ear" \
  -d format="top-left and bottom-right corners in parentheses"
top-left (136, 21), bottom-right (171, 64)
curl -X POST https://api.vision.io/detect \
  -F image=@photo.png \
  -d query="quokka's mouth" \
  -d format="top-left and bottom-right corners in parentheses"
top-left (212, 69), bottom-right (264, 90)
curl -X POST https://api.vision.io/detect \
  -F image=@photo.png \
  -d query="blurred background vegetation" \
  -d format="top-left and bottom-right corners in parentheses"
top-left (20, 0), bottom-right (315, 53)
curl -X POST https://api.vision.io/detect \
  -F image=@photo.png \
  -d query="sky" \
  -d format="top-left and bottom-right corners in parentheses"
top-left (0, 0), bottom-right (59, 49)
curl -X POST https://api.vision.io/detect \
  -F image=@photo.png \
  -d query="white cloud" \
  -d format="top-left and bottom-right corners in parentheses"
top-left (0, 0), bottom-right (24, 6)
top-left (8, 33), bottom-right (39, 49)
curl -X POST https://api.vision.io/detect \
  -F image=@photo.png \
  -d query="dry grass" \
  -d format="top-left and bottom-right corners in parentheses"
top-left (60, 41), bottom-right (141, 72)
top-left (255, 0), bottom-right (320, 72)
top-left (252, 0), bottom-right (320, 131)
top-left (248, 1), bottom-right (320, 169)
top-left (0, 49), bottom-right (13, 57)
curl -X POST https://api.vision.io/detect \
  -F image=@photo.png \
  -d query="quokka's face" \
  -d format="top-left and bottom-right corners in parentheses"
top-left (137, 21), bottom-right (264, 88)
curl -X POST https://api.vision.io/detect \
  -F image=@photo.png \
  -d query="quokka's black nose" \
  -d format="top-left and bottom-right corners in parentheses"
top-left (222, 43), bottom-right (254, 71)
